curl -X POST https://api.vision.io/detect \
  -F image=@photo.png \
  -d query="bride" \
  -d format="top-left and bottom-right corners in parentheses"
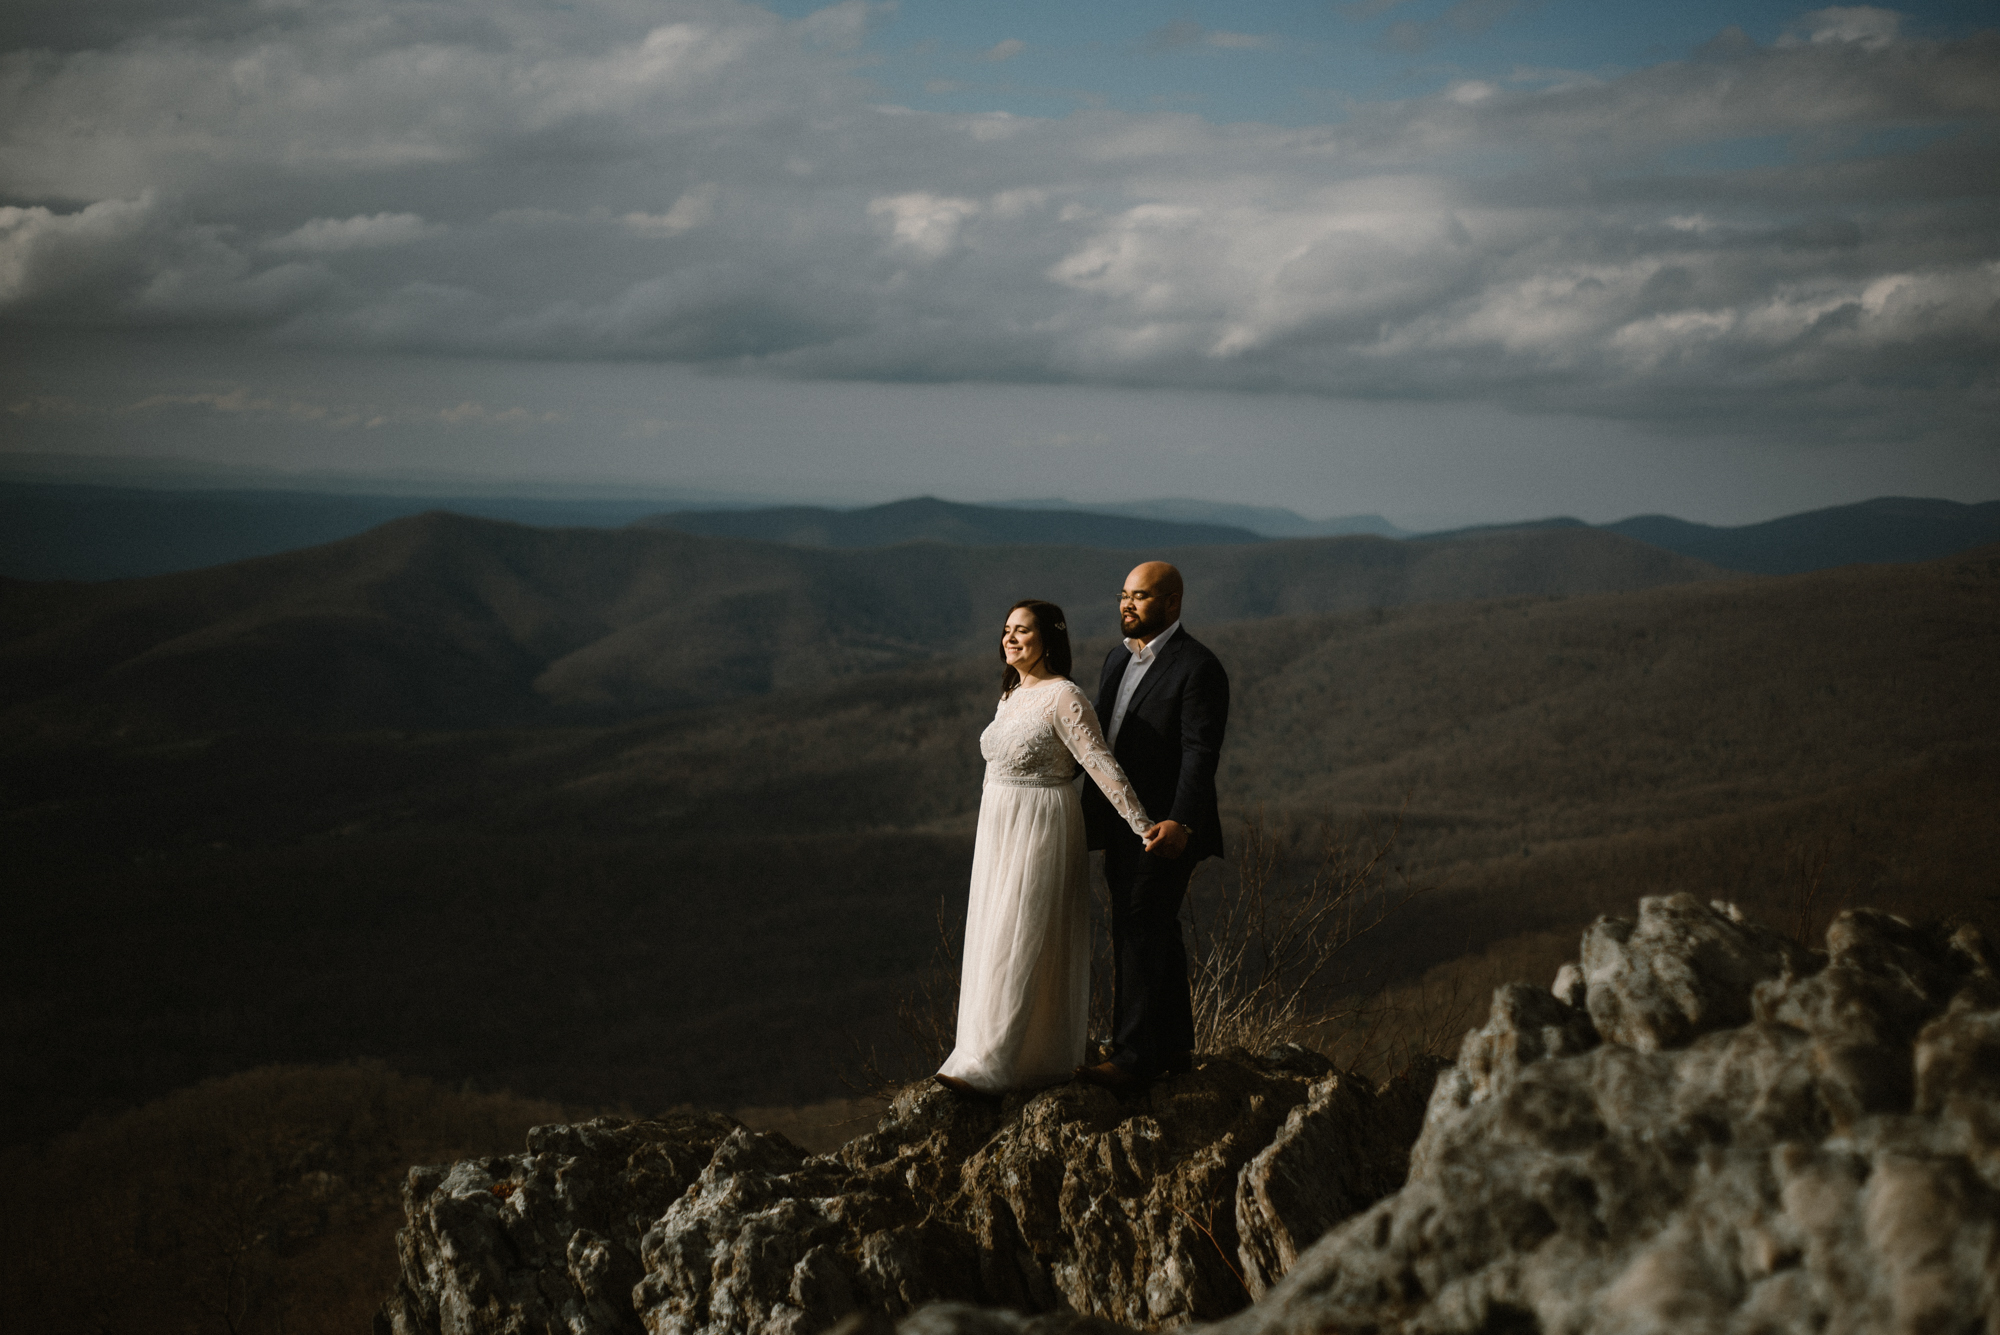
top-left (935, 599), bottom-right (1164, 1095)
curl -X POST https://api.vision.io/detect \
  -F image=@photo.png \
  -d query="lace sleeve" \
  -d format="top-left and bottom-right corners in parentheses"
top-left (1051, 682), bottom-right (1152, 837)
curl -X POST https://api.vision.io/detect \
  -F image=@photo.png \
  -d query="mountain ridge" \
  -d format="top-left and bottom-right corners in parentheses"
top-left (1603, 495), bottom-right (2000, 575)
top-left (634, 495), bottom-right (1266, 548)
top-left (0, 513), bottom-right (1720, 736)
top-left (8, 480), bottom-right (1995, 582)
top-left (991, 496), bottom-right (1410, 539)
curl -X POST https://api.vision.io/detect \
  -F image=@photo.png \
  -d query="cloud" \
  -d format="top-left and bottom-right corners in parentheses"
top-left (794, 0), bottom-right (887, 52)
top-left (1141, 21), bottom-right (1273, 53)
top-left (124, 387), bottom-right (382, 428)
top-left (436, 400), bottom-right (560, 427)
top-left (0, 0), bottom-right (1995, 452)
top-left (621, 185), bottom-right (719, 238)
top-left (6, 394), bottom-right (93, 419)
top-left (266, 213), bottom-right (442, 254)
top-left (115, 385), bottom-right (558, 431)
top-left (0, 191), bottom-right (332, 321)
top-left (868, 192), bottom-right (981, 259)
top-left (981, 39), bottom-right (1025, 63)
top-left (1782, 7), bottom-right (1903, 50)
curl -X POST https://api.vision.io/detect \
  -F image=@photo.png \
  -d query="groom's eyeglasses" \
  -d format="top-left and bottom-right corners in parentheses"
top-left (1117, 590), bottom-right (1155, 604)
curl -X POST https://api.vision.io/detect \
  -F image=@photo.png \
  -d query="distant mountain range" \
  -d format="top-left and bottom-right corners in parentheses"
top-left (0, 483), bottom-right (695, 581)
top-left (993, 497), bottom-right (1410, 539)
top-left (1603, 497), bottom-right (2000, 576)
top-left (0, 515), bottom-right (1713, 735)
top-left (635, 496), bottom-right (1266, 548)
top-left (1415, 498), bottom-right (2000, 577)
top-left (4, 478), bottom-right (1996, 582)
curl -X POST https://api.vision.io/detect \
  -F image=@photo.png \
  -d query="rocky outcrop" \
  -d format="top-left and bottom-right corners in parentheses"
top-left (384, 895), bottom-right (2000, 1335)
top-left (1209, 895), bottom-right (2000, 1335)
top-left (378, 1048), bottom-right (1439, 1335)
top-left (378, 1112), bottom-right (741, 1335)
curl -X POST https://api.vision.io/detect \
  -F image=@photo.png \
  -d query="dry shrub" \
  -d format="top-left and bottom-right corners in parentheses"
top-left (1183, 812), bottom-right (1418, 1057)
top-left (1773, 835), bottom-right (1843, 949)
top-left (0, 1063), bottom-right (572, 1335)
top-left (846, 896), bottom-right (965, 1093)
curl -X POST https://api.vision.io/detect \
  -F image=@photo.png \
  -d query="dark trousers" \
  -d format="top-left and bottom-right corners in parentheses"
top-left (1102, 831), bottom-right (1198, 1075)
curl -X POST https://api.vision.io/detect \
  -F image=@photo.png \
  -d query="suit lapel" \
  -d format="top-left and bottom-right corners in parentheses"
top-left (1121, 628), bottom-right (1187, 721)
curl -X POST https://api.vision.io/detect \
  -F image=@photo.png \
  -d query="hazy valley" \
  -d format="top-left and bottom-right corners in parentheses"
top-left (5, 515), bottom-right (1995, 1148)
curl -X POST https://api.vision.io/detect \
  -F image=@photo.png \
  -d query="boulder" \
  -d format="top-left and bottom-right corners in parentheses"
top-left (1203, 899), bottom-right (2000, 1335)
top-left (1579, 893), bottom-right (1812, 1051)
top-left (377, 1111), bottom-right (740, 1335)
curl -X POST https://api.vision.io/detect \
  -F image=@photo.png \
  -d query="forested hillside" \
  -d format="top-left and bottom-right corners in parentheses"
top-left (7, 542), bottom-right (1993, 1145)
top-left (1, 514), bottom-right (1714, 733)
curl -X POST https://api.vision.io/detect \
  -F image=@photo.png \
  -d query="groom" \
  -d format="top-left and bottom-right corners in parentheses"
top-left (1078, 560), bottom-right (1229, 1092)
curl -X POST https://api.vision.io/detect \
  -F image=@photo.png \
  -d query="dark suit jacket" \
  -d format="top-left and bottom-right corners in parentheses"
top-left (1081, 627), bottom-right (1230, 862)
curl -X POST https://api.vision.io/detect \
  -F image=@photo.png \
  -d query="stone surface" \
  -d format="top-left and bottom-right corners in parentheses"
top-left (380, 1048), bottom-right (1434, 1335)
top-left (1202, 898), bottom-right (2000, 1335)
top-left (1235, 1056), bottom-right (1445, 1298)
top-left (377, 1112), bottom-right (740, 1335)
top-left (1580, 894), bottom-right (1812, 1051)
top-left (386, 895), bottom-right (2000, 1335)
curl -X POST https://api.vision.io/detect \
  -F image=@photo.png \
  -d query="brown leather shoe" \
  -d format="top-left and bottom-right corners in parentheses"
top-left (934, 1073), bottom-right (986, 1097)
top-left (1073, 1060), bottom-right (1145, 1094)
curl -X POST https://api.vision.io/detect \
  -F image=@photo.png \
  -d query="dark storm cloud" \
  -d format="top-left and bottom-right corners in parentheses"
top-left (1, 0), bottom-right (1995, 447)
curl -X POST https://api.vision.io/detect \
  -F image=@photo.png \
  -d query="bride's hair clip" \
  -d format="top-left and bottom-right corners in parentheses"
top-left (1053, 621), bottom-right (1066, 630)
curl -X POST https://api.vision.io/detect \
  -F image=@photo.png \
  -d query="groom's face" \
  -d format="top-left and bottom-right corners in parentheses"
top-left (1118, 563), bottom-right (1181, 640)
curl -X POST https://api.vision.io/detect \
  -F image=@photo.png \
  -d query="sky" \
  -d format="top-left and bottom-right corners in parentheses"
top-left (1, 0), bottom-right (1996, 527)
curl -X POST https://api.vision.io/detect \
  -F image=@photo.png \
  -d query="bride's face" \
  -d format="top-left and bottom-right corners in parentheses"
top-left (1001, 610), bottom-right (1044, 674)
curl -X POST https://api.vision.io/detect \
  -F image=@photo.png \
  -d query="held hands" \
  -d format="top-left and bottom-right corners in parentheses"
top-left (1141, 819), bottom-right (1190, 859)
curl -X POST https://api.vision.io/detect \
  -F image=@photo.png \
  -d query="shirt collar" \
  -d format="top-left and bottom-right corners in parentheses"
top-left (1124, 619), bottom-right (1181, 663)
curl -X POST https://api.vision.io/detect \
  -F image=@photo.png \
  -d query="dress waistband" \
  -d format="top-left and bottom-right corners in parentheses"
top-left (984, 773), bottom-right (1074, 790)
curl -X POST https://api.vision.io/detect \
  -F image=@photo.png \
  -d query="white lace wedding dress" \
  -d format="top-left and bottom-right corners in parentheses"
top-left (937, 677), bottom-right (1152, 1093)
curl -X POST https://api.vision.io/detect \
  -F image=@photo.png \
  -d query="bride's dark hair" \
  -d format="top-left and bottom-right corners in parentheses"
top-left (1000, 599), bottom-right (1073, 696)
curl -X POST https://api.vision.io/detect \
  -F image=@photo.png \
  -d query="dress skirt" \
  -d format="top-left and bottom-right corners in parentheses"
top-left (936, 774), bottom-right (1091, 1092)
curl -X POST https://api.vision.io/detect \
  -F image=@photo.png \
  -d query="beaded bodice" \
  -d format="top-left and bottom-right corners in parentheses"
top-left (980, 678), bottom-right (1151, 836)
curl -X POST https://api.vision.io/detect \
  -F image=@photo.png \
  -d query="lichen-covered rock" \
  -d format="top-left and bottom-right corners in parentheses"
top-left (633, 1047), bottom-right (1432, 1334)
top-left (1581, 893), bottom-right (1812, 1050)
top-left (381, 1049), bottom-right (1431, 1335)
top-left (1199, 900), bottom-right (2000, 1335)
top-left (1234, 1058), bottom-right (1446, 1299)
top-left (1412, 979), bottom-right (1601, 1177)
top-left (376, 1111), bottom-right (740, 1335)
